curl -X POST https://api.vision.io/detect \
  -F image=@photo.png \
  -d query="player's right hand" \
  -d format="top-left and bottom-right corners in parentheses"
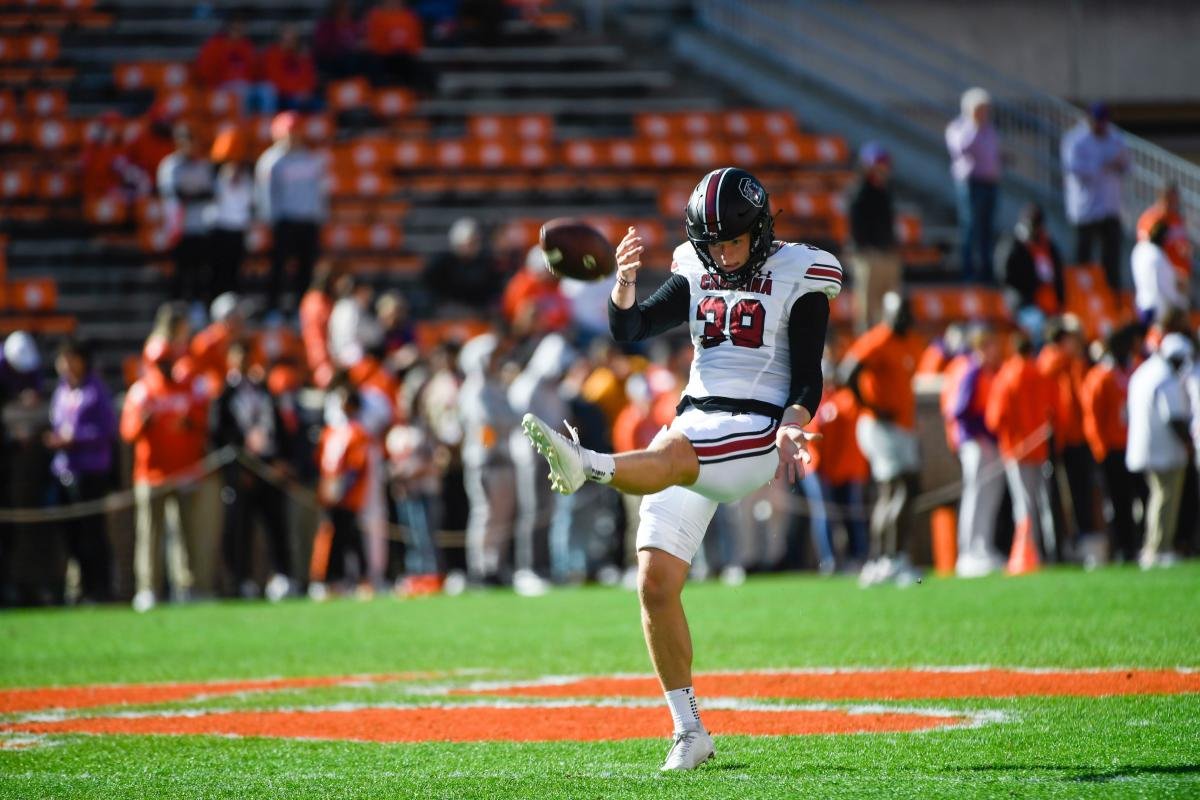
top-left (615, 226), bottom-right (643, 282)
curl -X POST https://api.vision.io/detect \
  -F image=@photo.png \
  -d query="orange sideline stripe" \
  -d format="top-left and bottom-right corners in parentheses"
top-left (461, 669), bottom-right (1200, 700)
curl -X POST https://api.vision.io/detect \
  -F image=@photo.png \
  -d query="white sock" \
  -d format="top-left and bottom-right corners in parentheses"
top-left (582, 451), bottom-right (615, 484)
top-left (665, 686), bottom-right (703, 733)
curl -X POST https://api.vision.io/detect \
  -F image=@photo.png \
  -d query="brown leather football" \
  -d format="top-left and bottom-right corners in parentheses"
top-left (538, 218), bottom-right (616, 282)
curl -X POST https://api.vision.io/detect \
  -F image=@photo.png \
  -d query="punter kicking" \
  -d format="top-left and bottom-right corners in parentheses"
top-left (522, 167), bottom-right (840, 771)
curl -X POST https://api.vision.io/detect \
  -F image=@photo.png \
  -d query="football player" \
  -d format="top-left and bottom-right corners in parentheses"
top-left (522, 167), bottom-right (840, 770)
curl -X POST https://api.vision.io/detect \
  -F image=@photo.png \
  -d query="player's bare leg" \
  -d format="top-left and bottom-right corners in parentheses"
top-left (611, 433), bottom-right (699, 495)
top-left (638, 546), bottom-right (715, 770)
top-left (522, 416), bottom-right (698, 496)
top-left (637, 547), bottom-right (693, 691)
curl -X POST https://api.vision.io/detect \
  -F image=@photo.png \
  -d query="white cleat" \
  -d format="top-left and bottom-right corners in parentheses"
top-left (661, 728), bottom-right (715, 771)
top-left (521, 413), bottom-right (586, 495)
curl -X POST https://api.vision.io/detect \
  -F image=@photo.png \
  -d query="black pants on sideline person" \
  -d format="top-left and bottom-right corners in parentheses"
top-left (57, 471), bottom-right (112, 602)
top-left (1074, 216), bottom-right (1122, 292)
top-left (172, 232), bottom-right (211, 304)
top-left (269, 220), bottom-right (320, 311)
top-left (209, 227), bottom-right (246, 300)
top-left (221, 471), bottom-right (290, 590)
top-left (327, 507), bottom-right (366, 584)
top-left (1102, 450), bottom-right (1143, 562)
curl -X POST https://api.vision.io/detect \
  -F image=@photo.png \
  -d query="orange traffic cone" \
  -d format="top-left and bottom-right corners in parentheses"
top-left (931, 506), bottom-right (957, 576)
top-left (1006, 517), bottom-right (1041, 575)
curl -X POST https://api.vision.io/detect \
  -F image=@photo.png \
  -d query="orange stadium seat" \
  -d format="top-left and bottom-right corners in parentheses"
top-left (5, 277), bottom-right (57, 311)
top-left (0, 89), bottom-right (14, 116)
top-left (677, 138), bottom-right (729, 170)
top-left (562, 139), bottom-right (607, 169)
top-left (372, 87), bottom-right (416, 118)
top-left (723, 109), bottom-right (798, 138)
top-left (468, 113), bottom-right (554, 141)
top-left (301, 113), bottom-right (333, 143)
top-left (37, 170), bottom-right (76, 199)
top-left (727, 141), bottom-right (767, 168)
top-left (24, 87), bottom-right (65, 117)
top-left (23, 33), bottom-right (60, 61)
top-left (203, 88), bottom-right (240, 119)
top-left (778, 190), bottom-right (843, 221)
top-left (113, 61), bottom-right (187, 92)
top-left (475, 140), bottom-right (523, 170)
top-left (137, 222), bottom-right (172, 254)
top-left (322, 221), bottom-right (402, 252)
top-left (338, 137), bottom-right (390, 170)
top-left (155, 88), bottom-right (196, 119)
top-left (84, 195), bottom-right (128, 225)
top-left (432, 140), bottom-right (478, 170)
top-left (327, 78), bottom-right (370, 112)
top-left (0, 167), bottom-right (33, 199)
top-left (515, 141), bottom-right (552, 169)
top-left (327, 169), bottom-right (395, 199)
top-left (393, 139), bottom-right (431, 170)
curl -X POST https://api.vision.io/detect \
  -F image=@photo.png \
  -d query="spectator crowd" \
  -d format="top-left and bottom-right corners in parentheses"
top-left (0, 19), bottom-right (1197, 608)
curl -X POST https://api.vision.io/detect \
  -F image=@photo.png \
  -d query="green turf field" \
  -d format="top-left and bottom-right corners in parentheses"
top-left (1, 564), bottom-right (1198, 799)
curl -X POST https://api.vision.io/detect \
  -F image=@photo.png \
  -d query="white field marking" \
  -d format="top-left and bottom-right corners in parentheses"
top-left (3, 697), bottom-right (1009, 733)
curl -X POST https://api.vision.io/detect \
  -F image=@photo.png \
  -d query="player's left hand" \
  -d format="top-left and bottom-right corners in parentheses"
top-left (775, 426), bottom-right (821, 485)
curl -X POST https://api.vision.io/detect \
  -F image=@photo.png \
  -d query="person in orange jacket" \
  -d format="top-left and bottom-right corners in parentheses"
top-left (985, 330), bottom-right (1056, 561)
top-left (1081, 324), bottom-right (1145, 563)
top-left (300, 265), bottom-right (336, 388)
top-left (841, 292), bottom-right (923, 586)
top-left (311, 384), bottom-right (371, 599)
top-left (193, 13), bottom-right (276, 114)
top-left (811, 356), bottom-right (870, 566)
top-left (260, 24), bottom-right (318, 112)
top-left (1036, 315), bottom-right (1096, 560)
top-left (121, 333), bottom-right (210, 613)
top-left (363, 0), bottom-right (430, 91)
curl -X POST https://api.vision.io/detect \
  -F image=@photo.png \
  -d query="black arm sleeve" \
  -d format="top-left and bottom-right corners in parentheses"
top-left (787, 291), bottom-right (830, 418)
top-left (609, 273), bottom-right (691, 343)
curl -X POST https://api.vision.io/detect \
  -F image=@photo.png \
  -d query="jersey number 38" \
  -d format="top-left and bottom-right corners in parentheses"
top-left (696, 296), bottom-right (766, 349)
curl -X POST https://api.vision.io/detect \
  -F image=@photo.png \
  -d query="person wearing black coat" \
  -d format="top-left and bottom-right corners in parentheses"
top-left (998, 204), bottom-right (1065, 344)
top-left (212, 341), bottom-right (294, 600)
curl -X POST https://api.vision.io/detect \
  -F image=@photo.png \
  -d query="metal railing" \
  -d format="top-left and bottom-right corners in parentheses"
top-left (695, 0), bottom-right (1200, 245)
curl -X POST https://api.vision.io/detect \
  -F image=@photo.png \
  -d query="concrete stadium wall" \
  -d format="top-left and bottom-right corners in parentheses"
top-left (862, 0), bottom-right (1200, 103)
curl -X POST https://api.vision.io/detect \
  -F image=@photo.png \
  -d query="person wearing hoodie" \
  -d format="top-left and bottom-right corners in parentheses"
top-left (45, 338), bottom-right (116, 603)
top-left (1126, 333), bottom-right (1193, 569)
top-left (457, 333), bottom-right (518, 586)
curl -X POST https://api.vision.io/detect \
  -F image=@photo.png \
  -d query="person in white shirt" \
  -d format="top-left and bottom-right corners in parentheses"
top-left (207, 158), bottom-right (253, 299)
top-left (1061, 103), bottom-right (1130, 291)
top-left (1125, 332), bottom-right (1192, 569)
top-left (1131, 220), bottom-right (1187, 326)
top-left (327, 275), bottom-right (382, 368)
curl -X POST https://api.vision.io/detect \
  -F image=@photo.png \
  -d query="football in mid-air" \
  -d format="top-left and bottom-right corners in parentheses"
top-left (539, 218), bottom-right (616, 282)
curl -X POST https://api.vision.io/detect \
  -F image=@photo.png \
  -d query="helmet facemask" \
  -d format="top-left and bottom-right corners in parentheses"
top-left (688, 206), bottom-right (775, 289)
top-left (684, 168), bottom-right (776, 289)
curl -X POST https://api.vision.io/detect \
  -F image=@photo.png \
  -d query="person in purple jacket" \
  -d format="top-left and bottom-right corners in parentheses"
top-left (45, 338), bottom-right (116, 603)
top-left (947, 325), bottom-right (1007, 578)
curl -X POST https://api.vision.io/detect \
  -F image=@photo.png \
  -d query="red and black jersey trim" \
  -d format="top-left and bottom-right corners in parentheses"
top-left (691, 421), bottom-right (780, 464)
top-left (805, 262), bottom-right (843, 286)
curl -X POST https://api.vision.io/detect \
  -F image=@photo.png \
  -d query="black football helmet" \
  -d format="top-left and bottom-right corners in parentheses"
top-left (684, 167), bottom-right (775, 288)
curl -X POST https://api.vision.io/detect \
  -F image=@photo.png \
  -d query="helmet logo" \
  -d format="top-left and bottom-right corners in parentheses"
top-left (738, 177), bottom-right (765, 208)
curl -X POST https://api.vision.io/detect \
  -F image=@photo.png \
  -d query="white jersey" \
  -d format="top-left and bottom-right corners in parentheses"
top-left (671, 241), bottom-right (842, 409)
